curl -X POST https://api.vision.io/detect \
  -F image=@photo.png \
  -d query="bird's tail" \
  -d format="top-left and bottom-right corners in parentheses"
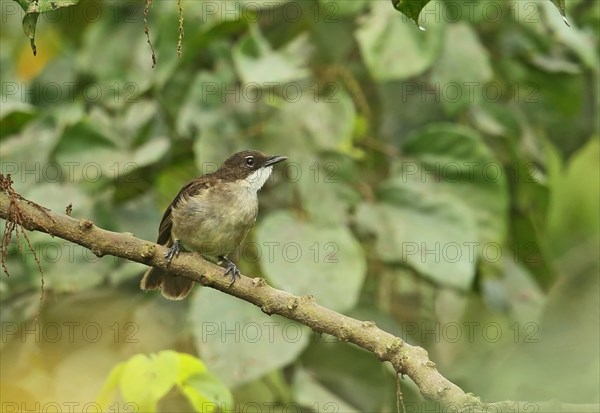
top-left (140, 266), bottom-right (194, 300)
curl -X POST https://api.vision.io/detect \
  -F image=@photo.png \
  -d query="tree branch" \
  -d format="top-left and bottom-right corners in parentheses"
top-left (0, 183), bottom-right (597, 413)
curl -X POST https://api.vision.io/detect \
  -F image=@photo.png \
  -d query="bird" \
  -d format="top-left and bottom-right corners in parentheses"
top-left (140, 150), bottom-right (287, 300)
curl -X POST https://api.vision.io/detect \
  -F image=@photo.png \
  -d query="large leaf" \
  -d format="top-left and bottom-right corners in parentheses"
top-left (97, 351), bottom-right (230, 411)
top-left (53, 118), bottom-right (168, 183)
top-left (391, 0), bottom-right (569, 28)
top-left (549, 0), bottom-right (568, 24)
top-left (356, 196), bottom-right (478, 290)
top-left (547, 138), bottom-right (600, 256)
top-left (356, 1), bottom-right (443, 81)
top-left (0, 98), bottom-right (36, 139)
top-left (261, 89), bottom-right (356, 157)
top-left (191, 287), bottom-right (311, 387)
top-left (118, 352), bottom-right (179, 412)
top-left (233, 25), bottom-right (309, 85)
top-left (177, 69), bottom-right (236, 142)
top-left (356, 124), bottom-right (508, 288)
top-left (430, 22), bottom-right (493, 114)
top-left (176, 353), bottom-right (233, 410)
top-left (256, 211), bottom-right (367, 312)
top-left (541, 2), bottom-right (596, 69)
top-left (76, 18), bottom-right (154, 93)
top-left (18, 0), bottom-right (79, 55)
top-left (398, 123), bottom-right (509, 249)
top-left (296, 166), bottom-right (358, 226)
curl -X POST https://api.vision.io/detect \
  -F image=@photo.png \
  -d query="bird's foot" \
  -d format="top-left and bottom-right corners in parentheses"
top-left (165, 240), bottom-right (181, 265)
top-left (220, 256), bottom-right (241, 285)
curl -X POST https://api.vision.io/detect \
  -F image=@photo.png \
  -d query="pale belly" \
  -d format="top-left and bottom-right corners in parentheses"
top-left (170, 186), bottom-right (258, 260)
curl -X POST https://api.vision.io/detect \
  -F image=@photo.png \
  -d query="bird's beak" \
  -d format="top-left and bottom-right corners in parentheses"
top-left (264, 155), bottom-right (287, 167)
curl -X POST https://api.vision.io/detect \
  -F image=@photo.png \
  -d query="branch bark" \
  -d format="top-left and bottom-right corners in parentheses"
top-left (0, 185), bottom-right (597, 413)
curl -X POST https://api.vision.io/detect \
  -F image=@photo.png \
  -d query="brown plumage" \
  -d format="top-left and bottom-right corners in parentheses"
top-left (140, 150), bottom-right (287, 300)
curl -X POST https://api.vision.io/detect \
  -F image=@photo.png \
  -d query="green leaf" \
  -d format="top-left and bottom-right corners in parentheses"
top-left (541, 2), bottom-right (595, 69)
top-left (300, 340), bottom-right (393, 412)
top-left (356, 1), bottom-right (443, 81)
top-left (118, 352), bottom-right (179, 412)
top-left (399, 123), bottom-right (509, 249)
top-left (295, 157), bottom-right (358, 226)
top-left (53, 121), bottom-right (119, 180)
top-left (324, 0), bottom-right (368, 16)
top-left (175, 353), bottom-right (233, 410)
top-left (430, 23), bottom-right (493, 114)
top-left (191, 288), bottom-right (311, 387)
top-left (175, 352), bottom-right (208, 383)
top-left (356, 124), bottom-right (508, 288)
top-left (53, 118), bottom-right (168, 182)
top-left (76, 21), bottom-right (153, 92)
top-left (19, 0), bottom-right (80, 55)
top-left (499, 259), bottom-right (546, 323)
top-left (130, 137), bottom-right (169, 168)
top-left (0, 121), bottom-right (58, 193)
top-left (180, 373), bottom-right (234, 411)
top-left (547, 138), bottom-right (600, 255)
top-left (0, 99), bottom-right (36, 140)
top-left (233, 25), bottom-right (309, 85)
top-left (261, 89), bottom-right (356, 157)
top-left (97, 351), bottom-right (230, 411)
top-left (356, 198), bottom-right (477, 290)
top-left (177, 69), bottom-right (236, 140)
top-left (391, 0), bottom-right (567, 27)
top-left (37, 0), bottom-right (79, 13)
top-left (21, 11), bottom-right (39, 56)
top-left (256, 211), bottom-right (367, 312)
top-left (391, 0), bottom-right (431, 26)
top-left (96, 362), bottom-right (125, 410)
top-left (549, 0), bottom-right (569, 25)
top-left (293, 368), bottom-right (359, 412)
top-left (232, 370), bottom-right (291, 404)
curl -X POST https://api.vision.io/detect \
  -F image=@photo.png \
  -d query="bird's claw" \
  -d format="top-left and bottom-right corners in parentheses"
top-left (165, 240), bottom-right (181, 265)
top-left (220, 256), bottom-right (241, 285)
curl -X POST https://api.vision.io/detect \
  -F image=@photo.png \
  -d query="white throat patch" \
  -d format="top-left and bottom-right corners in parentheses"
top-left (245, 166), bottom-right (273, 192)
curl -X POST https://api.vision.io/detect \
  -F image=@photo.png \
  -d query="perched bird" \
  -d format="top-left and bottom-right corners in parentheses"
top-left (141, 150), bottom-right (287, 300)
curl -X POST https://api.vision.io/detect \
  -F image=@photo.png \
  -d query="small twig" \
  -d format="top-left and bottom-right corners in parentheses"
top-left (144, 0), bottom-right (157, 68)
top-left (177, 0), bottom-right (184, 59)
top-left (396, 373), bottom-right (406, 413)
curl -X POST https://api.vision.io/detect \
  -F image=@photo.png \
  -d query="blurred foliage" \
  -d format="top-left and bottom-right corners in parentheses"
top-left (0, 0), bottom-right (598, 411)
top-left (97, 350), bottom-right (232, 411)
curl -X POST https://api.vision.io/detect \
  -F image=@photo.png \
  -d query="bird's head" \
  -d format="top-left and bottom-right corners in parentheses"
top-left (218, 150), bottom-right (287, 191)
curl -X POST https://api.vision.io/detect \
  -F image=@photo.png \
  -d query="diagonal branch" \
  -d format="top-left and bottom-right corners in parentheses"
top-left (0, 184), bottom-right (597, 413)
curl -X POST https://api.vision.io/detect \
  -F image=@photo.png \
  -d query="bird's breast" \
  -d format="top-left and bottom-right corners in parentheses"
top-left (170, 184), bottom-right (259, 258)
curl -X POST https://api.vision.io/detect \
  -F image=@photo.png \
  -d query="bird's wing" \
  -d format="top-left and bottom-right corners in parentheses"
top-left (155, 178), bottom-right (213, 245)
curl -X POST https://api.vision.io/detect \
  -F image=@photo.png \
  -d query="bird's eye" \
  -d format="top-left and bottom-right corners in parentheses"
top-left (245, 156), bottom-right (255, 167)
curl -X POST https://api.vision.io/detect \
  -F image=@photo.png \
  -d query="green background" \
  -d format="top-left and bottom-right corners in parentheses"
top-left (1, 0), bottom-right (598, 411)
